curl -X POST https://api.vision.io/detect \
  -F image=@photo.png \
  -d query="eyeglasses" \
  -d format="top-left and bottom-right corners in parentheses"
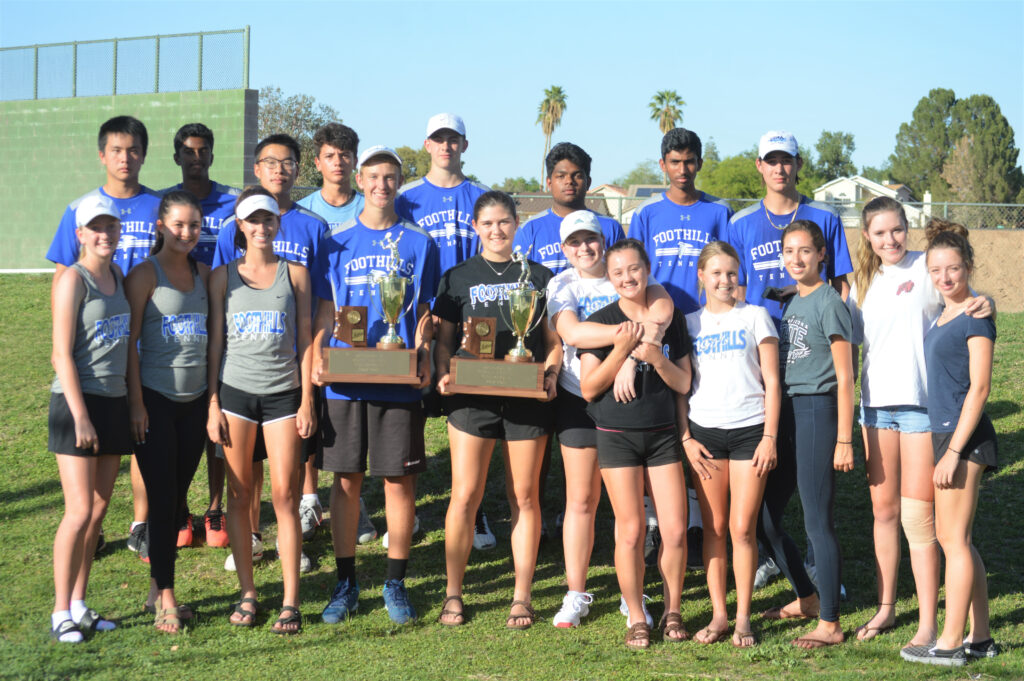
top-left (257, 157), bottom-right (297, 171)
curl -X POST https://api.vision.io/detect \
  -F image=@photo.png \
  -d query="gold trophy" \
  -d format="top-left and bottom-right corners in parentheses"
top-left (449, 247), bottom-right (547, 399)
top-left (320, 230), bottom-right (419, 384)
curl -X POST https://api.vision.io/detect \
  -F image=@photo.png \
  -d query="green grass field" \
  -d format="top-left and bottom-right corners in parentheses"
top-left (0, 274), bottom-right (1021, 680)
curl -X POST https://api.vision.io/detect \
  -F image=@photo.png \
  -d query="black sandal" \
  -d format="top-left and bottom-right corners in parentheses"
top-left (505, 600), bottom-right (535, 630)
top-left (229, 597), bottom-right (259, 628)
top-left (50, 619), bottom-right (83, 644)
top-left (77, 608), bottom-right (115, 633)
top-left (272, 605), bottom-right (302, 635)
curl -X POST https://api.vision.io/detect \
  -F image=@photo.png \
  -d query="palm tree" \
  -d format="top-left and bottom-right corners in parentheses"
top-left (649, 90), bottom-right (685, 181)
top-left (536, 85), bottom-right (567, 179)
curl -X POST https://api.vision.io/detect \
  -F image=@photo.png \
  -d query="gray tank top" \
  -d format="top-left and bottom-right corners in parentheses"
top-left (220, 259), bottom-right (299, 394)
top-left (51, 263), bottom-right (131, 397)
top-left (139, 257), bottom-right (208, 401)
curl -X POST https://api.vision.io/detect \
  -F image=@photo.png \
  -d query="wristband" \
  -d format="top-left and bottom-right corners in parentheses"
top-left (762, 434), bottom-right (776, 440)
top-left (836, 440), bottom-right (852, 445)
top-left (681, 436), bottom-right (693, 443)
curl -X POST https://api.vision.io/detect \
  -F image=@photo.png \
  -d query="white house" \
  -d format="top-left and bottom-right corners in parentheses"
top-left (814, 176), bottom-right (931, 228)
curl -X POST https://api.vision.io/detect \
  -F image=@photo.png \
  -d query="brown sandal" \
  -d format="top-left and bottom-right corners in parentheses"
top-left (626, 621), bottom-right (651, 649)
top-left (506, 600), bottom-right (536, 630)
top-left (438, 595), bottom-right (465, 626)
top-left (732, 628), bottom-right (758, 648)
top-left (660, 612), bottom-right (689, 642)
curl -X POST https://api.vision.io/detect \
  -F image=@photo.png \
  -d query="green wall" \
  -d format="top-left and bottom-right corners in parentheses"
top-left (0, 88), bottom-right (257, 269)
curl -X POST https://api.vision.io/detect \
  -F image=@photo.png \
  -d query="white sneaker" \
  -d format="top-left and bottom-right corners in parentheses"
top-left (754, 556), bottom-right (780, 589)
top-left (473, 511), bottom-right (496, 550)
top-left (552, 591), bottom-right (594, 628)
top-left (224, 533), bottom-right (263, 571)
top-left (619, 594), bottom-right (654, 627)
top-left (382, 515), bottom-right (420, 550)
top-left (275, 538), bottom-right (313, 574)
top-left (299, 497), bottom-right (324, 540)
top-left (357, 497), bottom-right (377, 545)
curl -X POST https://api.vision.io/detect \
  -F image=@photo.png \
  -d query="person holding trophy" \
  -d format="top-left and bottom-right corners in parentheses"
top-left (434, 191), bottom-right (561, 629)
top-left (311, 146), bottom-right (439, 625)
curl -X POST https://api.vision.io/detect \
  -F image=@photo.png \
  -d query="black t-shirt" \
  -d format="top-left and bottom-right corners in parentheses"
top-left (579, 303), bottom-right (690, 430)
top-left (433, 254), bottom-right (554, 360)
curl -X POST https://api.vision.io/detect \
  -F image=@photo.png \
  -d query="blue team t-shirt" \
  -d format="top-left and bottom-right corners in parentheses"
top-left (212, 204), bottom-right (328, 269)
top-left (514, 208), bottom-right (624, 275)
top-left (47, 186), bottom-right (162, 273)
top-left (312, 219), bottom-right (439, 402)
top-left (630, 192), bottom-right (732, 314)
top-left (395, 177), bottom-right (489, 274)
top-left (160, 182), bottom-right (240, 266)
top-left (297, 189), bottom-right (366, 231)
top-left (726, 196), bottom-right (853, 324)
top-left (923, 312), bottom-right (996, 433)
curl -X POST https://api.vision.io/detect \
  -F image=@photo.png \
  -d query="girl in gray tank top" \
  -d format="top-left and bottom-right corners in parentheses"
top-left (49, 195), bottom-right (130, 643)
top-left (125, 191), bottom-right (213, 634)
top-left (205, 187), bottom-right (315, 634)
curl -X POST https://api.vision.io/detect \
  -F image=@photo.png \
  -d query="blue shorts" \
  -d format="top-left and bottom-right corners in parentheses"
top-left (860, 405), bottom-right (930, 433)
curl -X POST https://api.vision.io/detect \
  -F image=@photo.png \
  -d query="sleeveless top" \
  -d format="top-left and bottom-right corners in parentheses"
top-left (51, 262), bottom-right (131, 397)
top-left (139, 257), bottom-right (209, 401)
top-left (220, 259), bottom-right (299, 394)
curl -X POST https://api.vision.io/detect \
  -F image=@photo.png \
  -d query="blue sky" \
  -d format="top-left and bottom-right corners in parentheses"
top-left (2, 0), bottom-right (1022, 189)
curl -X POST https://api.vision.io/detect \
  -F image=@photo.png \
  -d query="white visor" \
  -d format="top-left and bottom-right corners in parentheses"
top-left (235, 194), bottom-right (280, 221)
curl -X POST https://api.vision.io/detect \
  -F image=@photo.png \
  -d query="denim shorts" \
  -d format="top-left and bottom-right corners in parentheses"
top-left (860, 405), bottom-right (930, 433)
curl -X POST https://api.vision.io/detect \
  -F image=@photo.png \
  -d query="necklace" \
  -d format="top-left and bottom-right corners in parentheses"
top-left (482, 256), bottom-right (514, 277)
top-left (763, 199), bottom-right (799, 230)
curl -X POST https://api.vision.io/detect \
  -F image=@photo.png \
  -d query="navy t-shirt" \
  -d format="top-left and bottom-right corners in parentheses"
top-left (579, 304), bottom-right (690, 430)
top-left (923, 312), bottom-right (997, 433)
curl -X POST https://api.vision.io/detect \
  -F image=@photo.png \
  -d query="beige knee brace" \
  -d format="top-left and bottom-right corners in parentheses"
top-left (901, 497), bottom-right (936, 548)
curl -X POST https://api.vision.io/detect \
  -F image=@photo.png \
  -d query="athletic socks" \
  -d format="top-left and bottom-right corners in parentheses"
top-left (387, 558), bottom-right (408, 582)
top-left (302, 493), bottom-right (319, 505)
top-left (70, 600), bottom-right (116, 632)
top-left (336, 556), bottom-right (356, 583)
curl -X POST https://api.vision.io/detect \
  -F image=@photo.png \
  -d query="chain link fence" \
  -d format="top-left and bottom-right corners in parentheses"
top-left (0, 27), bottom-right (250, 101)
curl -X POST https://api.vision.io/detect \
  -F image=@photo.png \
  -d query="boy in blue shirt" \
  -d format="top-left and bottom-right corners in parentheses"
top-left (48, 116), bottom-right (161, 279)
top-left (727, 131), bottom-right (852, 325)
top-left (514, 143), bottom-right (624, 274)
top-left (630, 128), bottom-right (732, 315)
top-left (312, 146), bottom-right (440, 625)
top-left (297, 123), bottom-right (365, 230)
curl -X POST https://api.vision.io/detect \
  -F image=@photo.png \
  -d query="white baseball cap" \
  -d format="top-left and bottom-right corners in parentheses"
top-left (75, 194), bottom-right (120, 228)
top-left (758, 130), bottom-right (799, 159)
top-left (235, 194), bottom-right (280, 220)
top-left (357, 145), bottom-right (403, 169)
top-left (426, 113), bottom-right (466, 138)
top-left (560, 210), bottom-right (603, 243)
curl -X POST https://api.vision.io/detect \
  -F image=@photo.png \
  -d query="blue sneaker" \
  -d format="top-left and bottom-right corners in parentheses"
top-left (382, 579), bottom-right (416, 624)
top-left (322, 578), bottom-right (359, 623)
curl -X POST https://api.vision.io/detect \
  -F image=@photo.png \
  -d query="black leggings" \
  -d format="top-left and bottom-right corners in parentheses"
top-left (134, 388), bottom-right (207, 590)
top-left (757, 394), bottom-right (842, 621)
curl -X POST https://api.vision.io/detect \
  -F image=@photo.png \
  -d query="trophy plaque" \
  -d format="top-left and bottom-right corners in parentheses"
top-left (320, 232), bottom-right (420, 385)
top-left (449, 248), bottom-right (547, 399)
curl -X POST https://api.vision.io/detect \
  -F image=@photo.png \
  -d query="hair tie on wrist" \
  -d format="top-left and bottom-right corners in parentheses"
top-left (836, 440), bottom-right (852, 445)
top-left (681, 436), bottom-right (693, 443)
top-left (949, 446), bottom-right (961, 454)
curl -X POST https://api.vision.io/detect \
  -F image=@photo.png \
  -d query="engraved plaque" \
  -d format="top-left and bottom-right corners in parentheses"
top-left (321, 347), bottom-right (419, 384)
top-left (448, 357), bottom-right (546, 399)
top-left (334, 306), bottom-right (368, 347)
top-left (461, 316), bottom-right (497, 359)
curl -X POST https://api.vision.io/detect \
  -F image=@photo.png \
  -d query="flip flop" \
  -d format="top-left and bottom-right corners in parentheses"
top-left (505, 600), bottom-right (535, 630)
top-left (660, 612), bottom-right (690, 642)
top-left (144, 602), bottom-right (194, 620)
top-left (694, 624), bottom-right (730, 644)
top-left (855, 604), bottom-right (895, 641)
top-left (271, 605), bottom-right (302, 635)
top-left (229, 597), bottom-right (259, 627)
top-left (438, 595), bottom-right (465, 627)
top-left (792, 635), bottom-right (843, 649)
top-left (732, 628), bottom-right (758, 648)
top-left (762, 604), bottom-right (816, 620)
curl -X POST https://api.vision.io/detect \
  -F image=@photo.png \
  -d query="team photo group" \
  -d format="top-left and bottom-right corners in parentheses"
top-left (46, 110), bottom-right (999, 665)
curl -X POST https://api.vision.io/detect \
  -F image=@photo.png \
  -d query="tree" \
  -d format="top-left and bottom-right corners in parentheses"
top-left (258, 86), bottom-right (341, 188)
top-left (495, 176), bottom-right (541, 193)
top-left (860, 162), bottom-right (892, 184)
top-left (536, 85), bottom-right (567, 179)
top-left (949, 94), bottom-right (1023, 203)
top-left (648, 90), bottom-right (685, 135)
top-left (394, 146), bottom-right (432, 182)
top-left (815, 131), bottom-right (857, 182)
top-left (697, 149), bottom-right (762, 200)
top-left (613, 160), bottom-right (662, 189)
top-left (889, 88), bottom-right (958, 200)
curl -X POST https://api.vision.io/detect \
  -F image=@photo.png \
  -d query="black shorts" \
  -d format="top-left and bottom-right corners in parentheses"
top-left (595, 426), bottom-right (682, 470)
top-left (48, 392), bottom-right (131, 457)
top-left (688, 421), bottom-right (764, 461)
top-left (317, 399), bottom-right (426, 477)
top-left (555, 386), bottom-right (596, 449)
top-left (931, 414), bottom-right (998, 471)
top-left (445, 393), bottom-right (552, 442)
top-left (216, 384), bottom-right (311, 464)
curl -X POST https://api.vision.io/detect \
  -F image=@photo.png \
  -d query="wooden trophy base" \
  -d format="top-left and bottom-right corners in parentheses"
top-left (448, 357), bottom-right (546, 399)
top-left (321, 347), bottom-right (419, 384)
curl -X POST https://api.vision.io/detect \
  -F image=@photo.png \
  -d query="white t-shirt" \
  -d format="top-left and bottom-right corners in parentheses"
top-left (686, 301), bottom-right (778, 428)
top-left (847, 250), bottom-right (941, 408)
top-left (546, 268), bottom-right (621, 397)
